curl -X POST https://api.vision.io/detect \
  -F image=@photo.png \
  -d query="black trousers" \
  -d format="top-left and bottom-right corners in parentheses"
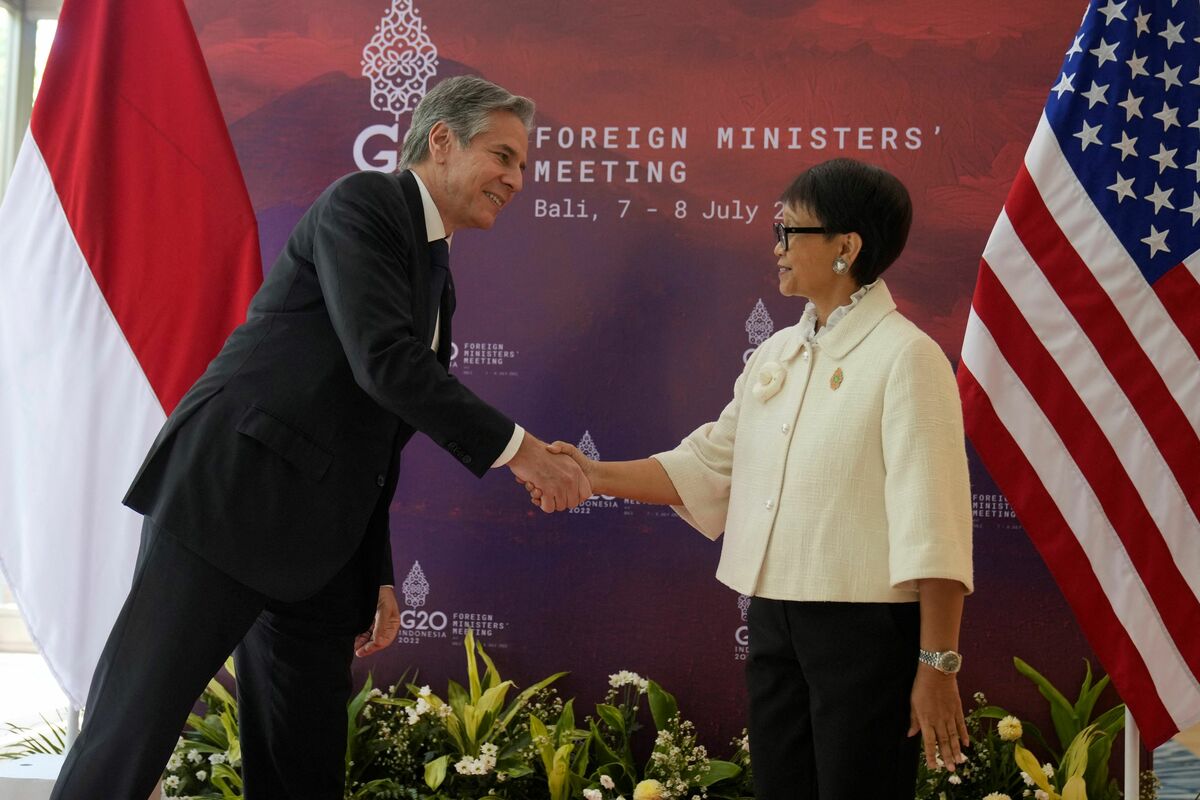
top-left (49, 519), bottom-right (375, 800)
top-left (745, 598), bottom-right (920, 800)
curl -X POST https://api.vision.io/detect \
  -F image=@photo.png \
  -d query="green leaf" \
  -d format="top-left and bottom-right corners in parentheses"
top-left (424, 754), bottom-right (450, 790)
top-left (589, 720), bottom-right (622, 767)
top-left (465, 629), bottom-right (482, 702)
top-left (596, 704), bottom-right (626, 736)
top-left (448, 679), bottom-right (469, 719)
top-left (1014, 744), bottom-right (1054, 794)
top-left (1014, 657), bottom-right (1080, 750)
top-left (554, 700), bottom-right (577, 741)
top-left (571, 734), bottom-right (591, 777)
top-left (973, 705), bottom-right (1016, 720)
top-left (206, 673), bottom-right (236, 709)
top-left (497, 671), bottom-right (568, 731)
top-left (699, 759), bottom-right (743, 786)
top-left (477, 681), bottom-right (514, 720)
top-left (1062, 775), bottom-right (1087, 800)
top-left (647, 680), bottom-right (678, 731)
top-left (477, 640), bottom-right (503, 690)
top-left (1091, 704), bottom-right (1127, 738)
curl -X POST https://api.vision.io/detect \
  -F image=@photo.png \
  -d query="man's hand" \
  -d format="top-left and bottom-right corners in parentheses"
top-left (355, 586), bottom-right (400, 657)
top-left (507, 432), bottom-right (591, 512)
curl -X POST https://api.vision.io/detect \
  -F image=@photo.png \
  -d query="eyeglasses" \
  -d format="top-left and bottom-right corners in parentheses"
top-left (774, 222), bottom-right (830, 251)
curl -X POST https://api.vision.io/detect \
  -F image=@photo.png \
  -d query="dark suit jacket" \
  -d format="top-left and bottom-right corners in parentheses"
top-left (124, 170), bottom-right (514, 601)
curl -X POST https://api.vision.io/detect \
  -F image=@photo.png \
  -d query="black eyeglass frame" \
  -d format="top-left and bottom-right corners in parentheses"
top-left (774, 222), bottom-right (831, 251)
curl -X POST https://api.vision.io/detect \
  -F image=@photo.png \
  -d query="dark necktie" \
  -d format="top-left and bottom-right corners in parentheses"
top-left (428, 238), bottom-right (449, 341)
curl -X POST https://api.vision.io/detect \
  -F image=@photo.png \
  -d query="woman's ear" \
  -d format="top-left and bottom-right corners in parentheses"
top-left (841, 231), bottom-right (864, 267)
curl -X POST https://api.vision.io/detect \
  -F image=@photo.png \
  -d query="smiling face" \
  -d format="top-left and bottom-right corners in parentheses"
top-left (425, 110), bottom-right (528, 234)
top-left (774, 204), bottom-right (853, 300)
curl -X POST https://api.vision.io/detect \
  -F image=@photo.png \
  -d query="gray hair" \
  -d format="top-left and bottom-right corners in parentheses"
top-left (399, 76), bottom-right (535, 169)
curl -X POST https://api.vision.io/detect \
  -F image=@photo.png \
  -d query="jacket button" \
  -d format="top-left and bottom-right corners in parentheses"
top-left (781, 423), bottom-right (790, 434)
top-left (376, 474), bottom-right (386, 487)
top-left (764, 499), bottom-right (775, 510)
top-left (462, 455), bottom-right (473, 465)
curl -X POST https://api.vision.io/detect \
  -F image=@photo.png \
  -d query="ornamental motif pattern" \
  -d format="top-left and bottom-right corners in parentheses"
top-left (361, 0), bottom-right (439, 120)
top-left (401, 560), bottom-right (431, 609)
top-left (745, 298), bottom-right (774, 347)
top-left (737, 594), bottom-right (751, 621)
top-left (577, 431), bottom-right (600, 462)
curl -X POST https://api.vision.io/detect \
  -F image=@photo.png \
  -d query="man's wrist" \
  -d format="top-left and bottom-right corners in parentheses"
top-left (491, 424), bottom-right (525, 468)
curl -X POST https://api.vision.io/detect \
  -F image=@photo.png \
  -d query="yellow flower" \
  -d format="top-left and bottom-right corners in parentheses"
top-left (633, 779), bottom-right (666, 800)
top-left (998, 715), bottom-right (1023, 741)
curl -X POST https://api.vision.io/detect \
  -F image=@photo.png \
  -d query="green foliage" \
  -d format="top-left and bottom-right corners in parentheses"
top-left (0, 712), bottom-right (67, 759)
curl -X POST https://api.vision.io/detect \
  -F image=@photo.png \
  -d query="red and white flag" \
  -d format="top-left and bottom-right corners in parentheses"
top-left (0, 0), bottom-right (260, 706)
top-left (959, 0), bottom-right (1200, 748)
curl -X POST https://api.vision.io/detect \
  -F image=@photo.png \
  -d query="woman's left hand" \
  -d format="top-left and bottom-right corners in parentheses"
top-left (907, 667), bottom-right (969, 771)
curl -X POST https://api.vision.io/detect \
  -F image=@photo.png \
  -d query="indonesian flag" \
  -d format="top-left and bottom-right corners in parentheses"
top-left (0, 0), bottom-right (260, 706)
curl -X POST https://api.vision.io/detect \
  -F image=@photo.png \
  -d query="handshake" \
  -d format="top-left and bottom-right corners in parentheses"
top-left (506, 433), bottom-right (595, 512)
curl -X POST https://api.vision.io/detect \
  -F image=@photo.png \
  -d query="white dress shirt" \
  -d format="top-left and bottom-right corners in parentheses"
top-left (410, 172), bottom-right (523, 468)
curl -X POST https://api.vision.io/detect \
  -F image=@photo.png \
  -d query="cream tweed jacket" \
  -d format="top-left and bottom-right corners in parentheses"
top-left (653, 281), bottom-right (973, 602)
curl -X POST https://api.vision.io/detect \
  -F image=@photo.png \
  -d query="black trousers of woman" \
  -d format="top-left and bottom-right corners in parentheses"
top-left (49, 518), bottom-right (375, 800)
top-left (745, 598), bottom-right (920, 800)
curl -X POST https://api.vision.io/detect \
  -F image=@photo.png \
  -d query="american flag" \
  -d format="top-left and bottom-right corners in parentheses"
top-left (958, 0), bottom-right (1200, 748)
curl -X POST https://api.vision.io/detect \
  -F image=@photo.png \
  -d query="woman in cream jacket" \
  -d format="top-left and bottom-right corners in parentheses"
top-left (534, 158), bottom-right (973, 799)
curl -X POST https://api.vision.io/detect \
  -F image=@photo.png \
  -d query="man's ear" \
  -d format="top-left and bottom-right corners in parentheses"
top-left (428, 121), bottom-right (454, 164)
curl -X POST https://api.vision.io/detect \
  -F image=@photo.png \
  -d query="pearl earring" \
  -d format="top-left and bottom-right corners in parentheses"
top-left (832, 257), bottom-right (849, 275)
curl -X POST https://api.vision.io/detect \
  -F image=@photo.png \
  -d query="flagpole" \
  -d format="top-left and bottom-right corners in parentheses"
top-left (1124, 708), bottom-right (1139, 798)
top-left (65, 703), bottom-right (79, 749)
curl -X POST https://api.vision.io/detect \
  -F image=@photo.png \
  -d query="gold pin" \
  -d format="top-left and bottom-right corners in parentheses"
top-left (830, 368), bottom-right (844, 390)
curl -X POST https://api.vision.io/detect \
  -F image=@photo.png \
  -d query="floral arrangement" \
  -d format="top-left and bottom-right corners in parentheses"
top-left (916, 658), bottom-right (1133, 800)
top-left (161, 631), bottom-right (751, 800)
top-left (158, 646), bottom-right (1153, 800)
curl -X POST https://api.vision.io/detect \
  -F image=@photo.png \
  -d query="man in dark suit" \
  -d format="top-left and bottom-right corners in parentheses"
top-left (50, 76), bottom-right (589, 799)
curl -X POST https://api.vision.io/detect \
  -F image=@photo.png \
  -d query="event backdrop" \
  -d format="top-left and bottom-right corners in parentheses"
top-left (185, 0), bottom-right (1101, 747)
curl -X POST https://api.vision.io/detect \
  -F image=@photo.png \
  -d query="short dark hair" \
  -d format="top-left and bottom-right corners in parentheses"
top-left (780, 158), bottom-right (913, 285)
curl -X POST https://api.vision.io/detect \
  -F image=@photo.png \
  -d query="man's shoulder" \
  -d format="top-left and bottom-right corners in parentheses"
top-left (321, 169), bottom-right (407, 205)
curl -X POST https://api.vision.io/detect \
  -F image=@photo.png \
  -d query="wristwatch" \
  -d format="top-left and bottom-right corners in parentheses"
top-left (918, 648), bottom-right (963, 674)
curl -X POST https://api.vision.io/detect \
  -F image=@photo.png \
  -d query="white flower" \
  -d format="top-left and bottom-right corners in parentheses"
top-left (751, 361), bottom-right (787, 402)
top-left (419, 685), bottom-right (432, 697)
top-left (167, 754), bottom-right (183, 770)
top-left (608, 670), bottom-right (649, 692)
top-left (982, 794), bottom-right (1012, 800)
top-left (1021, 771), bottom-right (1036, 786)
top-left (1035, 791), bottom-right (1050, 800)
top-left (208, 752), bottom-right (226, 765)
top-left (195, 770), bottom-right (207, 782)
top-left (187, 749), bottom-right (204, 764)
top-left (600, 775), bottom-right (615, 790)
top-left (454, 743), bottom-right (499, 776)
top-left (584, 790), bottom-right (603, 800)
top-left (998, 715), bottom-right (1023, 741)
top-left (1042, 762), bottom-right (1054, 778)
top-left (948, 774), bottom-right (961, 785)
top-left (163, 775), bottom-right (181, 790)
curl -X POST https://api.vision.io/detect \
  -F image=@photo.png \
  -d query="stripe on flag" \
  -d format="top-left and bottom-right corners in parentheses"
top-left (960, 0), bottom-right (1200, 748)
top-left (0, 0), bottom-right (260, 705)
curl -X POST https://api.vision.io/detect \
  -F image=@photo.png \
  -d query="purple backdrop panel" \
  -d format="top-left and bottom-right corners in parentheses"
top-left (186, 0), bottom-right (1113, 748)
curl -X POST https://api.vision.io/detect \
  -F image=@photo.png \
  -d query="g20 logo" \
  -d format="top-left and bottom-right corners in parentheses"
top-left (400, 609), bottom-right (447, 631)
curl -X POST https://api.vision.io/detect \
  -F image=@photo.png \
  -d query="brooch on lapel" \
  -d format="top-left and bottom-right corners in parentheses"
top-left (752, 361), bottom-right (787, 402)
top-left (830, 368), bottom-right (844, 391)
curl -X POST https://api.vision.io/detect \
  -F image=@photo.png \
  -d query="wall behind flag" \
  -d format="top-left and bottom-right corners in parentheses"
top-left (185, 0), bottom-right (1100, 745)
